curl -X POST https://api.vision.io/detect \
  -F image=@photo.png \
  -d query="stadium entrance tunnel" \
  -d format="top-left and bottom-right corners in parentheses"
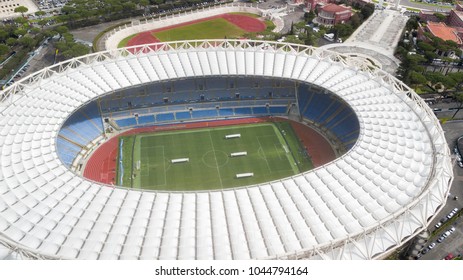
top-left (57, 76), bottom-right (360, 191)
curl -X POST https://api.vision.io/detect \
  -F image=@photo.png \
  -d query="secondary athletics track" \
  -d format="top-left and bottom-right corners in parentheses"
top-left (83, 117), bottom-right (336, 186)
top-left (126, 13), bottom-right (266, 52)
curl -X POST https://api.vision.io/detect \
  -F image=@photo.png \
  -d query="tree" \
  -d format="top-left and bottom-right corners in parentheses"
top-left (14, 6), bottom-right (28, 17)
top-left (30, 27), bottom-right (41, 35)
top-left (409, 71), bottom-right (427, 89)
top-left (397, 54), bottom-right (426, 84)
top-left (304, 11), bottom-right (316, 23)
top-left (14, 16), bottom-right (28, 25)
top-left (6, 38), bottom-right (17, 46)
top-left (38, 19), bottom-right (48, 30)
top-left (0, 44), bottom-right (8, 55)
top-left (61, 43), bottom-right (90, 59)
top-left (360, 4), bottom-right (374, 19)
top-left (13, 29), bottom-right (27, 37)
top-left (54, 26), bottom-right (69, 40)
top-left (139, 0), bottom-right (150, 9)
top-left (405, 16), bottom-right (419, 30)
top-left (417, 41), bottom-right (435, 52)
top-left (0, 30), bottom-right (8, 42)
top-left (18, 36), bottom-right (35, 49)
top-left (350, 13), bottom-right (361, 29)
top-left (35, 10), bottom-right (46, 18)
top-left (424, 51), bottom-right (438, 62)
top-left (333, 23), bottom-right (353, 39)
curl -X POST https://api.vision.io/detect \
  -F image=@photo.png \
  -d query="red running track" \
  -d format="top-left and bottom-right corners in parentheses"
top-left (83, 117), bottom-right (336, 186)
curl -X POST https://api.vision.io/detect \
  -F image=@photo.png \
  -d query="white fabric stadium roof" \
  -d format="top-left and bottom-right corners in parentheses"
top-left (0, 40), bottom-right (453, 260)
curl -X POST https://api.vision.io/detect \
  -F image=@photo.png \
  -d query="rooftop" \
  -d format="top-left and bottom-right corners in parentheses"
top-left (320, 3), bottom-right (351, 13)
top-left (426, 22), bottom-right (462, 44)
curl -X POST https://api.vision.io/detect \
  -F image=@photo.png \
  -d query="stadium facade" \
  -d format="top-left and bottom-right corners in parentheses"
top-left (0, 40), bottom-right (453, 260)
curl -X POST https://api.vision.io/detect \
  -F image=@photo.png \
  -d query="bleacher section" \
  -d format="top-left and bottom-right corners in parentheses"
top-left (297, 84), bottom-right (359, 148)
top-left (56, 77), bottom-right (359, 168)
top-left (100, 77), bottom-right (296, 128)
top-left (98, 76), bottom-right (297, 115)
top-left (56, 137), bottom-right (82, 167)
top-left (57, 102), bottom-right (104, 167)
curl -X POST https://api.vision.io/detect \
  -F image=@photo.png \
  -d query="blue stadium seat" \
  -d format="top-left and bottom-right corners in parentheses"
top-left (252, 107), bottom-right (268, 115)
top-left (56, 137), bottom-right (82, 167)
top-left (115, 117), bottom-right (137, 128)
top-left (219, 108), bottom-right (234, 116)
top-left (234, 107), bottom-right (252, 115)
top-left (176, 111), bottom-right (191, 120)
top-left (302, 92), bottom-right (332, 121)
top-left (59, 102), bottom-right (104, 147)
top-left (324, 107), bottom-right (352, 129)
top-left (156, 112), bottom-right (175, 122)
top-left (138, 115), bottom-right (155, 125)
top-left (58, 128), bottom-right (90, 147)
top-left (192, 109), bottom-right (218, 119)
top-left (315, 101), bottom-right (343, 124)
top-left (269, 106), bottom-right (287, 115)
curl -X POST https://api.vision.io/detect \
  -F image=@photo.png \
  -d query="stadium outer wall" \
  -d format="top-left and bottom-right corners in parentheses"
top-left (0, 40), bottom-right (453, 260)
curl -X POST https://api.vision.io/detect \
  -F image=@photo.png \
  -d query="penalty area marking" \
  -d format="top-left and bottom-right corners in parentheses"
top-left (141, 145), bottom-right (167, 188)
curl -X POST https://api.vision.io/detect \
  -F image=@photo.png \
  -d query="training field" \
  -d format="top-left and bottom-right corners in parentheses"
top-left (117, 122), bottom-right (313, 191)
top-left (121, 13), bottom-right (268, 49)
top-left (154, 18), bottom-right (245, 42)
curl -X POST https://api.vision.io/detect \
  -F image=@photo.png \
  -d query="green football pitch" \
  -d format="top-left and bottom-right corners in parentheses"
top-left (117, 122), bottom-right (313, 191)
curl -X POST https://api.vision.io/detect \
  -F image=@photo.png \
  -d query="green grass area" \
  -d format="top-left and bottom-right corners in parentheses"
top-left (230, 12), bottom-right (260, 18)
top-left (274, 122), bottom-right (313, 172)
top-left (116, 136), bottom-right (135, 187)
top-left (153, 18), bottom-right (245, 41)
top-left (117, 122), bottom-right (313, 191)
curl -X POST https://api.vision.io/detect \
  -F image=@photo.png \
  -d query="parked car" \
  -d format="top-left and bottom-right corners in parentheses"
top-left (444, 253), bottom-right (454, 260)
top-left (428, 242), bottom-right (436, 250)
top-left (448, 226), bottom-right (456, 233)
top-left (434, 221), bottom-right (442, 229)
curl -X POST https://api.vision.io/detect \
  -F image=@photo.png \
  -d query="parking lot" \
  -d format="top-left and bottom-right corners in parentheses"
top-left (413, 120), bottom-right (463, 260)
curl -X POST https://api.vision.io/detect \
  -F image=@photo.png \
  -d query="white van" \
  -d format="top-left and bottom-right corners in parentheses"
top-left (324, 33), bottom-right (335, 42)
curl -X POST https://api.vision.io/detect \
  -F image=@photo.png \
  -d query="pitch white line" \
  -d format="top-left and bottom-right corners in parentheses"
top-left (208, 130), bottom-right (224, 188)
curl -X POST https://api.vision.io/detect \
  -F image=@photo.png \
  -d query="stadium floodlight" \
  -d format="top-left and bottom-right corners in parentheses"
top-left (0, 40), bottom-right (452, 260)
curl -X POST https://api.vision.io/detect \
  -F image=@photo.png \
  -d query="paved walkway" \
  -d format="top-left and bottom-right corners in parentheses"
top-left (320, 9), bottom-right (407, 75)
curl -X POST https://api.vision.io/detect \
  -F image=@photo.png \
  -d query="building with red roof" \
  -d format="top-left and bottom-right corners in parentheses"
top-left (316, 3), bottom-right (352, 25)
top-left (304, 0), bottom-right (330, 11)
top-left (419, 22), bottom-right (463, 46)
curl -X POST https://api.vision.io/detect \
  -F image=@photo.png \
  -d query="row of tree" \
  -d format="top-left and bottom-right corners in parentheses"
top-left (0, 6), bottom-right (91, 82)
top-left (57, 0), bottom-right (220, 29)
top-left (396, 16), bottom-right (463, 90)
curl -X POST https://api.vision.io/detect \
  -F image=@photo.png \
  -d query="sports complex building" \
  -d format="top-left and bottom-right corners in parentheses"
top-left (0, 37), bottom-right (453, 260)
top-left (0, 38), bottom-right (454, 260)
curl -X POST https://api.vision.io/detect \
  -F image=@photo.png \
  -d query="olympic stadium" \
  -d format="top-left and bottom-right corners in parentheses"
top-left (0, 40), bottom-right (453, 260)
